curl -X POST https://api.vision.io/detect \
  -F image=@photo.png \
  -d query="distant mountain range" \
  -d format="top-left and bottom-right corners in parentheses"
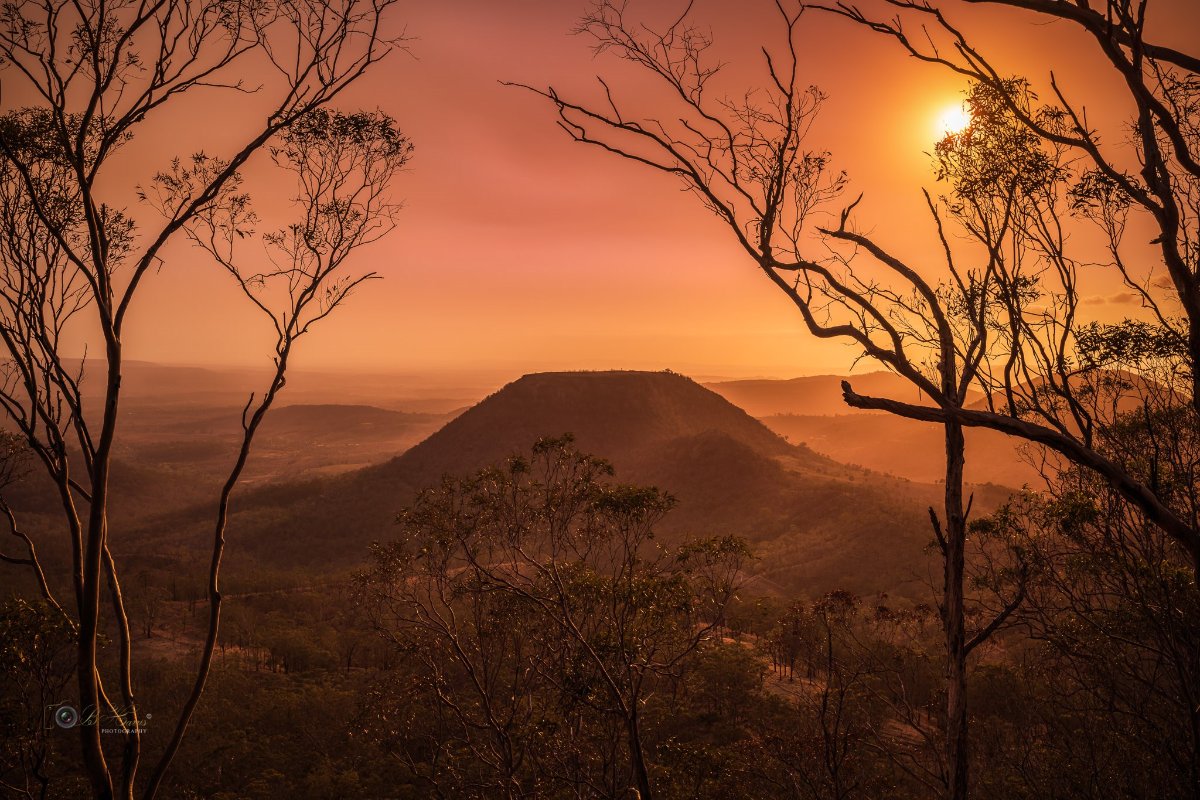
top-left (702, 372), bottom-right (972, 417)
top-left (705, 372), bottom-right (1041, 486)
top-left (71, 358), bottom-right (486, 413)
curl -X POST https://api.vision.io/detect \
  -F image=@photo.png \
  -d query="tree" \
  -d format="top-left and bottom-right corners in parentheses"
top-left (129, 571), bottom-right (167, 639)
top-left (969, 407), bottom-right (1200, 796)
top-left (0, 1), bottom-right (407, 797)
top-left (358, 435), bottom-right (750, 799)
top-left (0, 432), bottom-right (60, 617)
top-left (799, 0), bottom-right (1200, 574)
top-left (514, 0), bottom-right (1200, 793)
top-left (513, 4), bottom-right (1037, 796)
top-left (779, 592), bottom-right (875, 800)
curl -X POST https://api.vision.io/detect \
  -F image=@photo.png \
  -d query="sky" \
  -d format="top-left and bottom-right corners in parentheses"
top-left (34, 0), bottom-right (1200, 380)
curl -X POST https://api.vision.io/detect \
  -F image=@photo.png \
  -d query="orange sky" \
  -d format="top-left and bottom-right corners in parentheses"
top-left (40, 0), bottom-right (1200, 379)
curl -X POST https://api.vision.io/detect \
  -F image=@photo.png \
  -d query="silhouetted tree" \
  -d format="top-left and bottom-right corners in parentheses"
top-left (0, 1), bottom-right (406, 797)
top-left (514, 4), bottom-right (1036, 796)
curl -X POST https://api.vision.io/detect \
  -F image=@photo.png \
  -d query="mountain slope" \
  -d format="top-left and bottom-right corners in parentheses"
top-left (704, 372), bottom-right (917, 417)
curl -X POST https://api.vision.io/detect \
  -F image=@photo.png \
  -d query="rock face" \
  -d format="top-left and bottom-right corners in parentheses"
top-left (227, 370), bottom-right (935, 596)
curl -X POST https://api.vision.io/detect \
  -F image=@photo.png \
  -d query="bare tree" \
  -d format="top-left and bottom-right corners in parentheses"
top-left (794, 592), bottom-right (874, 800)
top-left (797, 0), bottom-right (1200, 567)
top-left (0, 0), bottom-right (406, 797)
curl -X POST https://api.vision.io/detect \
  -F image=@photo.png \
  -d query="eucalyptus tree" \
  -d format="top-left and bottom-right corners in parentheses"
top-left (0, 0), bottom-right (407, 796)
top-left (509, 0), bottom-right (1200, 796)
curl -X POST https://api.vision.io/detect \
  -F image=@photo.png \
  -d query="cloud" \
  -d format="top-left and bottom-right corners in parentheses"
top-left (1085, 292), bottom-right (1138, 305)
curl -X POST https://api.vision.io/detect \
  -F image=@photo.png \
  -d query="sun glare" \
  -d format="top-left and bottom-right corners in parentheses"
top-left (938, 104), bottom-right (971, 137)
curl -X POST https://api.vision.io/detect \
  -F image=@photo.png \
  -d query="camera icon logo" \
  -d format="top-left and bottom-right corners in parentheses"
top-left (53, 704), bottom-right (79, 729)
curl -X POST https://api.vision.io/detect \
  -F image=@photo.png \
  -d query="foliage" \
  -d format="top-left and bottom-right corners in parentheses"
top-left (358, 435), bottom-right (750, 798)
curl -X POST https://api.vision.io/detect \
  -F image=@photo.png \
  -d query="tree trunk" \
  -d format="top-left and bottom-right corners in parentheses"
top-left (79, 353), bottom-right (125, 800)
top-left (626, 705), bottom-right (653, 799)
top-left (943, 418), bottom-right (969, 800)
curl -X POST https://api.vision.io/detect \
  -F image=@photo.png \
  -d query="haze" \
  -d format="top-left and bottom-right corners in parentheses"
top-left (97, 0), bottom-right (1200, 380)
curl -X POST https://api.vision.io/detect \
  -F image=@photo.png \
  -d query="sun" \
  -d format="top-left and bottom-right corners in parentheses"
top-left (937, 104), bottom-right (972, 137)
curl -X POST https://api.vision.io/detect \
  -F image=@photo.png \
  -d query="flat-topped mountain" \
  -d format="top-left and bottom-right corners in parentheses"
top-left (199, 370), bottom-right (935, 596)
top-left (395, 370), bottom-right (806, 478)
